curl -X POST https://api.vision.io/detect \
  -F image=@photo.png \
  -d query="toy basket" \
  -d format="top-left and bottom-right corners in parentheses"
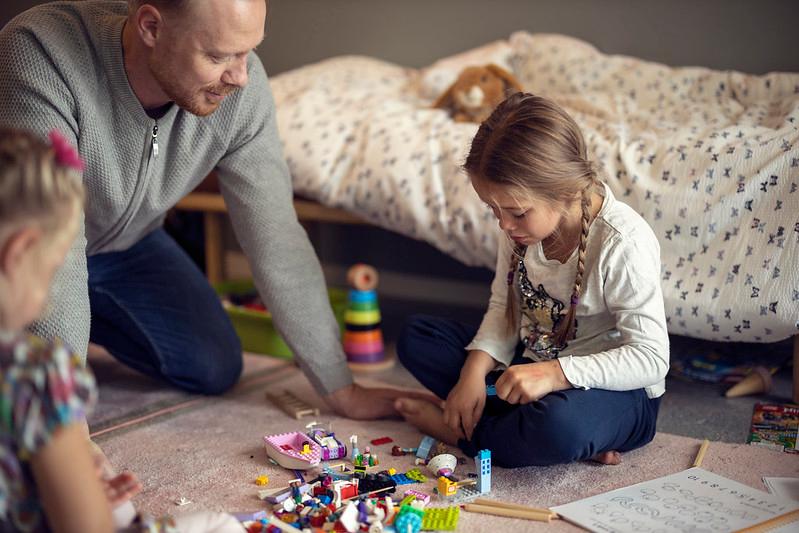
top-left (215, 280), bottom-right (347, 359)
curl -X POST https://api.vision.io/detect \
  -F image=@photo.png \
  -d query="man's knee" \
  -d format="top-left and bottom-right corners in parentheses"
top-left (167, 331), bottom-right (243, 395)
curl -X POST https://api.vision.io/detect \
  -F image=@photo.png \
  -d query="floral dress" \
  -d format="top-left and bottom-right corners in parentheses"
top-left (0, 330), bottom-right (96, 532)
top-left (0, 331), bottom-right (176, 533)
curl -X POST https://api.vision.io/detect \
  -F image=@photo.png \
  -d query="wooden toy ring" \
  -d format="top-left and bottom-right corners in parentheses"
top-left (347, 264), bottom-right (379, 291)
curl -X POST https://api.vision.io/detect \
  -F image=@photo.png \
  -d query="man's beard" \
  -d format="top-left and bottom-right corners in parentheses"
top-left (149, 56), bottom-right (238, 117)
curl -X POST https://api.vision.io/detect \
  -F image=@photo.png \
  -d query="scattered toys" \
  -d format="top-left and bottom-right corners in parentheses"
top-left (263, 431), bottom-right (322, 470)
top-left (416, 435), bottom-right (436, 460)
top-left (307, 423), bottom-right (347, 461)
top-left (267, 390), bottom-right (320, 420)
top-left (435, 450), bottom-right (492, 504)
top-left (403, 488), bottom-right (431, 505)
top-left (421, 506), bottom-right (460, 531)
top-left (253, 424), bottom-right (495, 532)
top-left (393, 504), bottom-right (424, 533)
top-left (426, 453), bottom-right (457, 477)
top-left (404, 468), bottom-right (427, 483)
top-left (392, 445), bottom-right (417, 456)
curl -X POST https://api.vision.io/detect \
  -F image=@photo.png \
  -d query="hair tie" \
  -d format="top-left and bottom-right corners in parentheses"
top-left (48, 130), bottom-right (85, 172)
top-left (570, 295), bottom-right (580, 306)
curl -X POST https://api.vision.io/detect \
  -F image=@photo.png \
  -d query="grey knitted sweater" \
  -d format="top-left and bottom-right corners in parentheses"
top-left (0, 1), bottom-right (352, 395)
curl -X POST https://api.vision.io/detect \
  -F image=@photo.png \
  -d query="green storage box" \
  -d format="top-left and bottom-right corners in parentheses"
top-left (215, 280), bottom-right (347, 359)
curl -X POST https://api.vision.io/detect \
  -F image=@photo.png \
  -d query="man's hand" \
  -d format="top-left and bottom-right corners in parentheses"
top-left (324, 383), bottom-right (439, 420)
top-left (494, 359), bottom-right (571, 404)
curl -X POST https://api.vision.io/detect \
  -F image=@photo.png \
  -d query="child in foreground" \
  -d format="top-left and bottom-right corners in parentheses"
top-left (396, 93), bottom-right (669, 467)
top-left (0, 128), bottom-right (244, 532)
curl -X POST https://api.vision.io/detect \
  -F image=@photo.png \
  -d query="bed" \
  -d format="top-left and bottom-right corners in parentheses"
top-left (268, 31), bottom-right (799, 347)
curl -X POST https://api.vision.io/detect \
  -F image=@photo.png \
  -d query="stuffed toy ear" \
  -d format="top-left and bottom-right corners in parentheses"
top-left (486, 64), bottom-right (523, 92)
top-left (433, 84), bottom-right (456, 111)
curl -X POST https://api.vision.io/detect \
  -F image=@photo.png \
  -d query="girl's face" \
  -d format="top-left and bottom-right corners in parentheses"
top-left (473, 179), bottom-right (565, 246)
top-left (0, 203), bottom-right (80, 331)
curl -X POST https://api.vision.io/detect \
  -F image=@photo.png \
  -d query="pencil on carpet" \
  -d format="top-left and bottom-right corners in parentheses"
top-left (693, 438), bottom-right (710, 468)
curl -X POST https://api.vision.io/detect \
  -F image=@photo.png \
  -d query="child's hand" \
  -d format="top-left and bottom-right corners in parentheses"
top-left (443, 373), bottom-right (487, 441)
top-left (494, 359), bottom-right (571, 404)
top-left (91, 443), bottom-right (142, 507)
top-left (101, 471), bottom-right (142, 508)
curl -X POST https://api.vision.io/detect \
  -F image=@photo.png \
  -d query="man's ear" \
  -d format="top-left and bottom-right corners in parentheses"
top-left (133, 4), bottom-right (164, 48)
top-left (0, 226), bottom-right (41, 281)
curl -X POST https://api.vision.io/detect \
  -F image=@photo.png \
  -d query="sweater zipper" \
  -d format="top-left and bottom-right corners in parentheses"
top-left (90, 120), bottom-right (159, 252)
top-left (151, 122), bottom-right (159, 158)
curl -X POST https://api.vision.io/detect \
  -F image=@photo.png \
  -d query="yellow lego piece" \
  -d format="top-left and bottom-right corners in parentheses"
top-left (255, 475), bottom-right (269, 486)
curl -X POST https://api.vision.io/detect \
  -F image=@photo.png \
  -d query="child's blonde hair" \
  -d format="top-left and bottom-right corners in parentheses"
top-left (0, 128), bottom-right (84, 236)
top-left (464, 93), bottom-right (600, 346)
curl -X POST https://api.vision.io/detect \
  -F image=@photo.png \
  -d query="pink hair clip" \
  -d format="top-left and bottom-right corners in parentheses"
top-left (48, 129), bottom-right (85, 172)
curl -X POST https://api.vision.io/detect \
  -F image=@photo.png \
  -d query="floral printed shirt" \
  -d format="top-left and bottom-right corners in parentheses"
top-left (0, 330), bottom-right (96, 532)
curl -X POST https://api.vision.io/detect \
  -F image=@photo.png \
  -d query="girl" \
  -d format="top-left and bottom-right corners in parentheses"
top-left (0, 128), bottom-right (243, 532)
top-left (396, 93), bottom-right (669, 468)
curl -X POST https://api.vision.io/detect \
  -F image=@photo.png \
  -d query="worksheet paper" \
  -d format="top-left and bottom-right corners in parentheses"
top-left (551, 468), bottom-right (799, 532)
top-left (763, 477), bottom-right (799, 502)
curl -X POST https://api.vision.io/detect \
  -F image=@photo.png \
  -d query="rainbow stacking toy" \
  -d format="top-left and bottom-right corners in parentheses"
top-left (343, 264), bottom-right (393, 371)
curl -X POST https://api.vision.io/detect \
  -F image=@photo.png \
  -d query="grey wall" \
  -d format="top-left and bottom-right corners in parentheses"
top-left (3, 1), bottom-right (798, 75)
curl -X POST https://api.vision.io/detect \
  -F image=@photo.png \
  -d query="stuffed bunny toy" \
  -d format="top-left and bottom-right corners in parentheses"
top-left (433, 64), bottom-right (523, 123)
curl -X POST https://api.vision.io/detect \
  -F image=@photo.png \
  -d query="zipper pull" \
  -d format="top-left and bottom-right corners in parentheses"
top-left (151, 122), bottom-right (159, 158)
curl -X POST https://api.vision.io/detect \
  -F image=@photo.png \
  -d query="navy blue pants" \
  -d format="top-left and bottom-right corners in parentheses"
top-left (397, 315), bottom-right (661, 468)
top-left (88, 229), bottom-right (242, 394)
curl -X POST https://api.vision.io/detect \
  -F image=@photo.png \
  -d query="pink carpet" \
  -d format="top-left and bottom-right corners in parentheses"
top-left (91, 353), bottom-right (799, 531)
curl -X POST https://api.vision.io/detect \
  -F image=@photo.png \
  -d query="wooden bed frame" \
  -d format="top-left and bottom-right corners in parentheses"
top-left (175, 191), bottom-right (366, 285)
top-left (175, 190), bottom-right (798, 404)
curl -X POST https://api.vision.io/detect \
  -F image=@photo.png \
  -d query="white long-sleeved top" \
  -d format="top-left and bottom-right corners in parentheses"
top-left (466, 184), bottom-right (670, 399)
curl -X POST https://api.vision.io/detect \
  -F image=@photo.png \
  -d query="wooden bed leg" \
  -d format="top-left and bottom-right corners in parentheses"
top-left (793, 334), bottom-right (799, 404)
top-left (204, 211), bottom-right (223, 286)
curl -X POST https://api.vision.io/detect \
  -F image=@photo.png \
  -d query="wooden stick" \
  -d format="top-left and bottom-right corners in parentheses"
top-left (463, 503), bottom-right (553, 522)
top-left (736, 508), bottom-right (799, 533)
top-left (472, 497), bottom-right (557, 517)
top-left (340, 484), bottom-right (395, 503)
top-left (692, 439), bottom-right (709, 468)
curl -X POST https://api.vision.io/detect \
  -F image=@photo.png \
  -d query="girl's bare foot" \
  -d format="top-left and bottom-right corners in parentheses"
top-left (591, 450), bottom-right (621, 465)
top-left (394, 398), bottom-right (461, 446)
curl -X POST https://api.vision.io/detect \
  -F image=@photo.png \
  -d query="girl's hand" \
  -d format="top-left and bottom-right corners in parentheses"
top-left (494, 359), bottom-right (571, 404)
top-left (91, 442), bottom-right (142, 508)
top-left (100, 471), bottom-right (142, 508)
top-left (443, 372), bottom-right (487, 441)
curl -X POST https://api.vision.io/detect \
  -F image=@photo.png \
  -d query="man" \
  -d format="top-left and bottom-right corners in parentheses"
top-left (0, 0), bottom-right (422, 418)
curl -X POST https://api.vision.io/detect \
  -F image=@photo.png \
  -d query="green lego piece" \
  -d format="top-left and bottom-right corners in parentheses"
top-left (405, 468), bottom-right (428, 483)
top-left (421, 506), bottom-right (459, 531)
top-left (399, 494), bottom-right (417, 508)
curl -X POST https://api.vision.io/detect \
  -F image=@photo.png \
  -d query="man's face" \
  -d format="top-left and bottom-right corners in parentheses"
top-left (149, 0), bottom-right (266, 116)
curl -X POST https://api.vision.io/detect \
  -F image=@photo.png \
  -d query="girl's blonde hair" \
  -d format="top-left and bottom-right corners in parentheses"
top-left (464, 93), bottom-right (600, 346)
top-left (0, 128), bottom-right (84, 235)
